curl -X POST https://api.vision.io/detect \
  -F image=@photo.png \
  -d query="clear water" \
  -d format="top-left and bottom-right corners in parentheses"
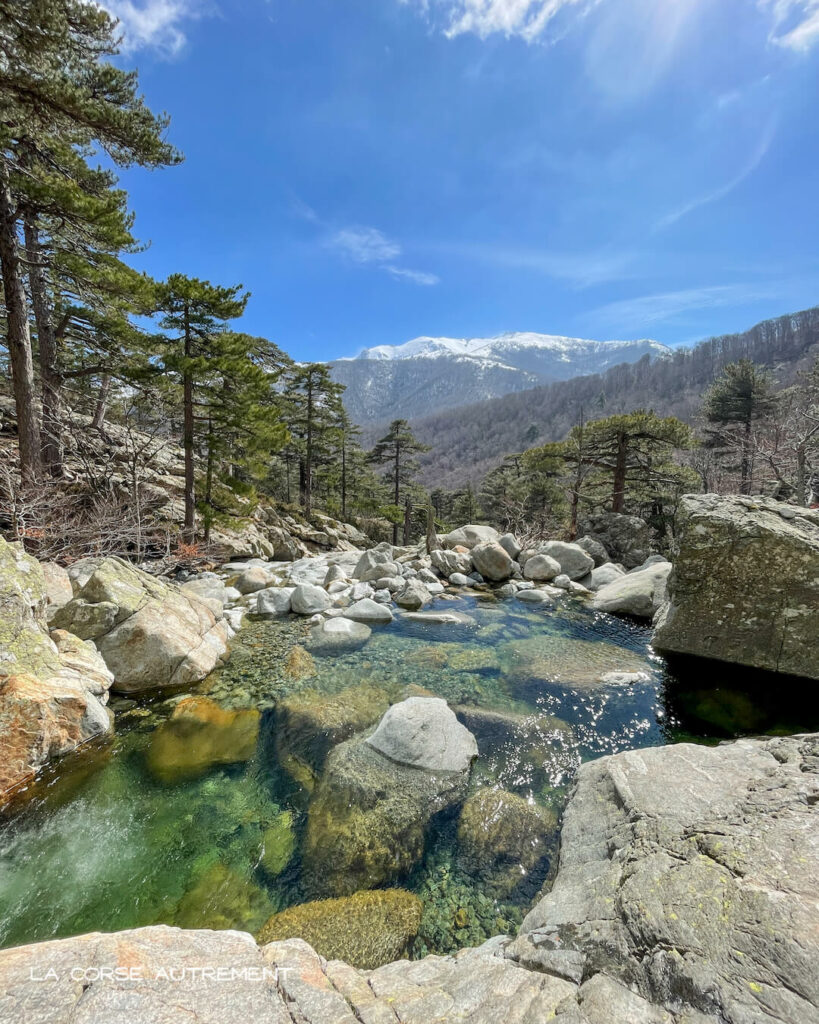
top-left (2, 591), bottom-right (817, 958)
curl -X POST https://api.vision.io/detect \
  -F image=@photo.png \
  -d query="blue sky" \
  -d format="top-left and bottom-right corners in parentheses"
top-left (106, 0), bottom-right (819, 360)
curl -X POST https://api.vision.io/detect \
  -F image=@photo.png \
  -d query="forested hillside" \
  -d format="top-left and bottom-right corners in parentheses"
top-left (411, 307), bottom-right (819, 490)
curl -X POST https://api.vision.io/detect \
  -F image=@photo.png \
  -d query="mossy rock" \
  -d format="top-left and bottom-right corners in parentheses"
top-left (498, 635), bottom-right (649, 692)
top-left (146, 696), bottom-right (260, 784)
top-left (456, 787), bottom-right (557, 897)
top-left (257, 888), bottom-right (422, 969)
top-left (303, 735), bottom-right (470, 897)
top-left (276, 683), bottom-right (391, 780)
top-left (261, 811), bottom-right (296, 876)
top-left (175, 862), bottom-right (274, 932)
top-left (408, 643), bottom-right (499, 675)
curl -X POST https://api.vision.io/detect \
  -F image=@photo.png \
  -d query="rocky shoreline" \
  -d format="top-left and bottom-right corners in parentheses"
top-left (1, 732), bottom-right (816, 1024)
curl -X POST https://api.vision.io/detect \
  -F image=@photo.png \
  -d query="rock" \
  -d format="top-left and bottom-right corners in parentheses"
top-left (430, 548), bottom-right (473, 576)
top-left (512, 734), bottom-right (819, 1024)
top-left (353, 549), bottom-right (401, 582)
top-left (345, 597), bottom-right (394, 623)
top-left (401, 609), bottom-right (478, 627)
top-left (323, 563), bottom-right (348, 586)
top-left (351, 580), bottom-right (375, 601)
top-left (417, 567), bottom-right (438, 584)
top-left (303, 699), bottom-right (476, 895)
top-left (448, 572), bottom-right (475, 587)
top-left (653, 495), bottom-right (819, 678)
top-left (40, 562), bottom-right (73, 621)
top-left (52, 556), bottom-right (228, 693)
top-left (441, 524), bottom-right (499, 550)
top-left (276, 683), bottom-right (391, 781)
top-left (234, 566), bottom-right (273, 595)
top-left (551, 573), bottom-right (571, 589)
top-left (523, 553), bottom-right (561, 581)
top-left (284, 645), bottom-right (316, 680)
top-left (498, 532), bottom-right (522, 559)
top-left (372, 588), bottom-right (391, 604)
top-left (290, 583), bottom-right (331, 615)
top-left (309, 616), bottom-right (371, 652)
top-left (373, 575), bottom-right (405, 593)
top-left (456, 787), bottom-right (557, 897)
top-left (588, 562), bottom-right (626, 591)
top-left (497, 582), bottom-right (517, 598)
top-left (579, 511), bottom-right (653, 569)
top-left (258, 889), bottom-right (422, 970)
top-left (470, 541), bottom-right (515, 581)
top-left (260, 811), bottom-right (296, 876)
top-left (181, 576), bottom-right (229, 607)
top-left (255, 586), bottom-right (295, 616)
top-left (515, 588), bottom-right (553, 604)
top-left (366, 697), bottom-right (478, 773)
top-left (537, 541), bottom-right (594, 581)
top-left (145, 696), bottom-right (260, 784)
top-left (394, 579), bottom-right (432, 610)
top-left (574, 535), bottom-right (609, 566)
top-left (0, 539), bottom-right (114, 799)
top-left (592, 560), bottom-right (671, 619)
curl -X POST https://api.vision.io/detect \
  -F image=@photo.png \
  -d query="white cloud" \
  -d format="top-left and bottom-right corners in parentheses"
top-left (328, 226), bottom-right (402, 264)
top-left (655, 122), bottom-right (776, 230)
top-left (760, 0), bottom-right (819, 51)
top-left (324, 224), bottom-right (439, 285)
top-left (98, 0), bottom-right (203, 55)
top-left (404, 0), bottom-right (597, 41)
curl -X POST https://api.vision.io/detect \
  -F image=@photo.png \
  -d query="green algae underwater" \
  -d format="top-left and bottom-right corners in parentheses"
top-left (2, 591), bottom-right (817, 967)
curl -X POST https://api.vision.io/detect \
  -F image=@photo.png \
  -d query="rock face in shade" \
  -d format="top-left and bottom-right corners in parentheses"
top-left (579, 511), bottom-right (653, 568)
top-left (653, 493), bottom-right (819, 678)
top-left (2, 734), bottom-right (818, 1022)
top-left (52, 556), bottom-right (228, 693)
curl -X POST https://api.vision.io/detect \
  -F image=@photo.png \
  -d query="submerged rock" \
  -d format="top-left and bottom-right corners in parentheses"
top-left (456, 787), bottom-right (556, 897)
top-left (303, 699), bottom-right (477, 896)
top-left (276, 683), bottom-right (391, 780)
top-left (174, 862), bottom-right (273, 932)
top-left (260, 811), bottom-right (296, 876)
top-left (146, 696), bottom-right (260, 784)
top-left (654, 494), bottom-right (819, 678)
top-left (499, 635), bottom-right (650, 692)
top-left (283, 645), bottom-right (316, 680)
top-left (257, 889), bottom-right (422, 969)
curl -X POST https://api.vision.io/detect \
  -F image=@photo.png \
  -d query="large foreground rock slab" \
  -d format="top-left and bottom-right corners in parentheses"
top-left (511, 733), bottom-right (819, 1024)
top-left (653, 494), bottom-right (819, 678)
top-left (53, 557), bottom-right (228, 692)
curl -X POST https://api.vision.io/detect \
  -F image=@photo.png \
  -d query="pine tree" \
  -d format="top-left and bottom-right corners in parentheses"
top-left (702, 359), bottom-right (774, 494)
top-left (369, 419), bottom-right (430, 544)
top-left (282, 363), bottom-right (344, 517)
top-left (156, 275), bottom-right (249, 540)
top-left (0, 0), bottom-right (180, 482)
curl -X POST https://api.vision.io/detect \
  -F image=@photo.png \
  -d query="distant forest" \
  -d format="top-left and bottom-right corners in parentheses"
top-left (408, 306), bottom-right (819, 490)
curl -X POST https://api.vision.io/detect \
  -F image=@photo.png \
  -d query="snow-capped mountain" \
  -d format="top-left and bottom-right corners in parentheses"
top-left (329, 332), bottom-right (670, 425)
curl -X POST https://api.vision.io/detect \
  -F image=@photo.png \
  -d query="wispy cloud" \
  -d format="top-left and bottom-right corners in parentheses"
top-left (324, 225), bottom-right (439, 285)
top-left (98, 0), bottom-right (204, 55)
top-left (583, 284), bottom-right (774, 334)
top-left (404, 0), bottom-right (598, 41)
top-left (759, 0), bottom-right (819, 51)
top-left (655, 122), bottom-right (776, 231)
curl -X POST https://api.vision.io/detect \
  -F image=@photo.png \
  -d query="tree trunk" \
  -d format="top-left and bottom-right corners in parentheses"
top-left (305, 377), bottom-right (313, 517)
top-left (392, 441), bottom-right (400, 546)
top-left (341, 441), bottom-right (347, 521)
top-left (182, 303), bottom-right (196, 542)
top-left (91, 374), bottom-right (111, 432)
top-left (795, 443), bottom-right (808, 506)
top-left (203, 414), bottom-right (215, 543)
top-left (299, 458), bottom-right (306, 507)
top-left (611, 431), bottom-right (628, 513)
top-left (740, 418), bottom-right (752, 495)
top-left (23, 215), bottom-right (63, 477)
top-left (0, 159), bottom-right (40, 484)
top-left (403, 496), bottom-right (412, 546)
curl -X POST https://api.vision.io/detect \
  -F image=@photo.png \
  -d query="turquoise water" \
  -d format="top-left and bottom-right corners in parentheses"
top-left (1, 591), bottom-right (817, 958)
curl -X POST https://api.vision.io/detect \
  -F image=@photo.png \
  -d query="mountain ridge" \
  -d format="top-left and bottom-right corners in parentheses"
top-left (329, 332), bottom-right (670, 424)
